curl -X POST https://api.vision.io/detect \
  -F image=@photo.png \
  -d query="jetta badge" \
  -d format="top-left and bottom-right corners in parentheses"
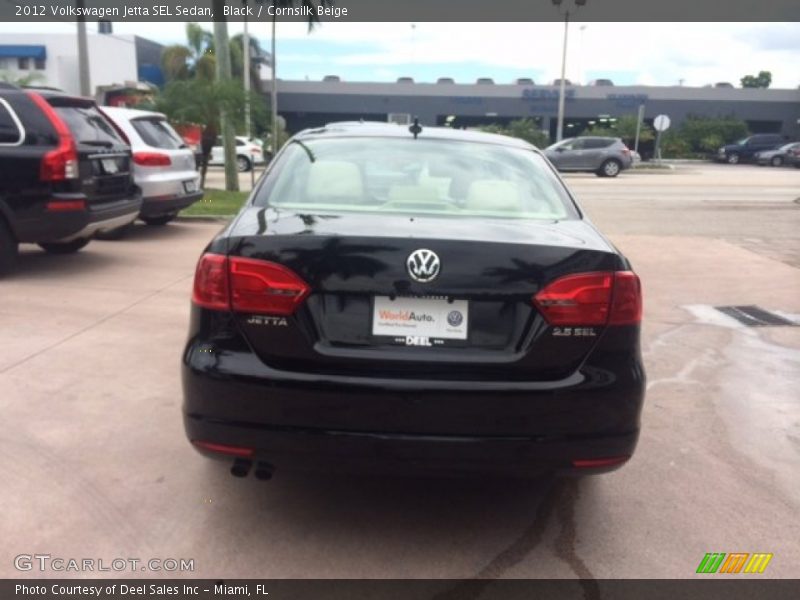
top-left (406, 249), bottom-right (440, 282)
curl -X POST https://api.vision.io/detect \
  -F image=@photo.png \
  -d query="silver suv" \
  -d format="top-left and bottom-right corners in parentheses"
top-left (101, 107), bottom-right (202, 225)
top-left (544, 136), bottom-right (633, 177)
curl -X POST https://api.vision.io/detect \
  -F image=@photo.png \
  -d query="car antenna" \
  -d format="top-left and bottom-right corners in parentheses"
top-left (409, 117), bottom-right (422, 139)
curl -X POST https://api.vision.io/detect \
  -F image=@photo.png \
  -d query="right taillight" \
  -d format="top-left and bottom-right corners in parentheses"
top-left (26, 92), bottom-right (78, 182)
top-left (533, 271), bottom-right (641, 326)
top-left (192, 253), bottom-right (310, 316)
top-left (608, 271), bottom-right (642, 325)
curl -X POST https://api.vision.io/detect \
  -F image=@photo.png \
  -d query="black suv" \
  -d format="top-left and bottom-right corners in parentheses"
top-left (0, 83), bottom-right (142, 275)
top-left (716, 133), bottom-right (786, 164)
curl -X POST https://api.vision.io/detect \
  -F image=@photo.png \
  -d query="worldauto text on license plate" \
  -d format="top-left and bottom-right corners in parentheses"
top-left (372, 296), bottom-right (468, 340)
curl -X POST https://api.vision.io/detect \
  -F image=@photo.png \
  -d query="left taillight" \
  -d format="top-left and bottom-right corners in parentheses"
top-left (192, 253), bottom-right (230, 311)
top-left (533, 271), bottom-right (641, 326)
top-left (229, 257), bottom-right (310, 316)
top-left (133, 151), bottom-right (172, 166)
top-left (192, 253), bottom-right (310, 316)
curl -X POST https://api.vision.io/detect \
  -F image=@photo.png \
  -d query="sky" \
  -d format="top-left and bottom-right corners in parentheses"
top-left (1, 21), bottom-right (799, 88)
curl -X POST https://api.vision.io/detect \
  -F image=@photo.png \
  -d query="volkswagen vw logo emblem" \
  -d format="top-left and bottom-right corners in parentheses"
top-left (406, 249), bottom-right (440, 283)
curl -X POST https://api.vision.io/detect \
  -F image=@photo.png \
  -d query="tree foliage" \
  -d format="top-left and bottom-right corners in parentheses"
top-left (678, 115), bottom-right (749, 151)
top-left (479, 119), bottom-right (550, 148)
top-left (740, 71), bottom-right (772, 89)
top-left (589, 114), bottom-right (655, 146)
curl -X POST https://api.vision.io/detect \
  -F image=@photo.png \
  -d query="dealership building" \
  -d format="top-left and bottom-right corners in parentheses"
top-left (273, 80), bottom-right (800, 142)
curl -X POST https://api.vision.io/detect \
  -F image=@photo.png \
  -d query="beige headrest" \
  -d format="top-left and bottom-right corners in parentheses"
top-left (465, 179), bottom-right (522, 212)
top-left (306, 160), bottom-right (364, 199)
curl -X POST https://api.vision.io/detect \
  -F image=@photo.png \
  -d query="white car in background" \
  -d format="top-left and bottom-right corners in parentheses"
top-left (101, 107), bottom-right (202, 225)
top-left (209, 136), bottom-right (266, 172)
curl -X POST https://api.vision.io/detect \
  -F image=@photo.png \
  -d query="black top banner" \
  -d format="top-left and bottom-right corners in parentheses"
top-left (2, 0), bottom-right (800, 23)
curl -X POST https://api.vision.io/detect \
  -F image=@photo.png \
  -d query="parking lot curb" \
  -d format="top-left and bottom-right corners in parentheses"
top-left (176, 215), bottom-right (233, 223)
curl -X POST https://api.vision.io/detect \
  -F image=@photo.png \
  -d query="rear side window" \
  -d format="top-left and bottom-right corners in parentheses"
top-left (0, 99), bottom-right (23, 145)
top-left (131, 118), bottom-right (184, 149)
top-left (583, 138), bottom-right (614, 149)
top-left (53, 104), bottom-right (124, 145)
top-left (257, 137), bottom-right (578, 221)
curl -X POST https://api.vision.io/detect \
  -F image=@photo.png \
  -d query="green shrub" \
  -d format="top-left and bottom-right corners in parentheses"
top-left (660, 131), bottom-right (691, 158)
top-left (679, 115), bottom-right (748, 153)
top-left (479, 119), bottom-right (550, 148)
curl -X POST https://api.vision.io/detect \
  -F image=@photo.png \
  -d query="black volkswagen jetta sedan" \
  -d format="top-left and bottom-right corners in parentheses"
top-left (183, 122), bottom-right (645, 479)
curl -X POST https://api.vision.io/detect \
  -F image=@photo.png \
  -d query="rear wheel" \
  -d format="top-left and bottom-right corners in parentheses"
top-left (236, 155), bottom-right (251, 172)
top-left (38, 238), bottom-right (90, 254)
top-left (142, 213), bottom-right (176, 226)
top-left (0, 219), bottom-right (18, 276)
top-left (597, 159), bottom-right (621, 178)
top-left (726, 153), bottom-right (740, 164)
top-left (770, 156), bottom-right (783, 167)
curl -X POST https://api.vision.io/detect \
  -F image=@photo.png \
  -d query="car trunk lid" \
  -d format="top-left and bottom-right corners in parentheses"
top-left (223, 207), bottom-right (624, 381)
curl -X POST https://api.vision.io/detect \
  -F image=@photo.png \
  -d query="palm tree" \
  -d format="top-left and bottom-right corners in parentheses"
top-left (161, 23), bottom-right (216, 83)
top-left (0, 71), bottom-right (45, 86)
top-left (265, 1), bottom-right (332, 153)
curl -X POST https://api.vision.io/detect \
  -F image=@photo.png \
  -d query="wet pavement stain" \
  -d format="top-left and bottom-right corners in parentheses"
top-left (554, 480), bottom-right (600, 600)
top-left (431, 478), bottom-right (600, 600)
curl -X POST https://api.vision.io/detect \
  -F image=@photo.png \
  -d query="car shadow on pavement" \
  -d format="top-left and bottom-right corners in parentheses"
top-left (106, 221), bottom-right (220, 243)
top-left (13, 245), bottom-right (120, 281)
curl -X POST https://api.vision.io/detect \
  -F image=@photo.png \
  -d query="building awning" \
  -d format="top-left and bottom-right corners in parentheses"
top-left (0, 45), bottom-right (47, 59)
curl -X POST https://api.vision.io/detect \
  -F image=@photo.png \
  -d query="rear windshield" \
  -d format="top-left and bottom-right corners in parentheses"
top-left (132, 117), bottom-right (184, 150)
top-left (256, 137), bottom-right (577, 220)
top-left (54, 105), bottom-right (124, 146)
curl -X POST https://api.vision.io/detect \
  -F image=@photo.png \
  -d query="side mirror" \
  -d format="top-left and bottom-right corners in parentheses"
top-left (555, 147), bottom-right (566, 152)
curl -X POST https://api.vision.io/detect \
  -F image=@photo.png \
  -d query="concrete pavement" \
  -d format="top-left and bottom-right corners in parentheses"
top-left (1, 164), bottom-right (798, 579)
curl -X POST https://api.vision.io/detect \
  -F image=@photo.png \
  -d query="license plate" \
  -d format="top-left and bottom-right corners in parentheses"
top-left (372, 296), bottom-right (468, 340)
top-left (101, 158), bottom-right (119, 174)
top-left (183, 180), bottom-right (197, 193)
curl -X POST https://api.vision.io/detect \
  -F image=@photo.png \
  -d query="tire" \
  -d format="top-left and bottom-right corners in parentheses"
top-left (0, 218), bottom-right (18, 276)
top-left (236, 155), bottom-right (251, 172)
top-left (770, 156), bottom-right (783, 167)
top-left (598, 159), bottom-right (622, 178)
top-left (38, 238), bottom-right (90, 254)
top-left (726, 153), bottom-right (740, 165)
top-left (142, 213), bottom-right (176, 226)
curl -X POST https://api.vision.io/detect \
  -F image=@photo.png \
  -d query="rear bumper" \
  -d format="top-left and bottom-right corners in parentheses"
top-left (58, 192), bottom-right (143, 241)
top-left (11, 191), bottom-right (143, 243)
top-left (186, 416), bottom-right (639, 476)
top-left (141, 190), bottom-right (203, 217)
top-left (182, 340), bottom-right (645, 475)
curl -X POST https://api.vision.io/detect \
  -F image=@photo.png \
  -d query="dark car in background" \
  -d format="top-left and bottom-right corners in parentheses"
top-left (754, 142), bottom-right (800, 167)
top-left (544, 136), bottom-right (634, 177)
top-left (183, 122), bottom-right (645, 480)
top-left (789, 145), bottom-right (800, 168)
top-left (0, 83), bottom-right (141, 275)
top-left (716, 133), bottom-right (785, 164)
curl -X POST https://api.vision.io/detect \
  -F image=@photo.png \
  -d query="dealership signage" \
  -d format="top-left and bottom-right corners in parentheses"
top-left (522, 88), bottom-right (576, 102)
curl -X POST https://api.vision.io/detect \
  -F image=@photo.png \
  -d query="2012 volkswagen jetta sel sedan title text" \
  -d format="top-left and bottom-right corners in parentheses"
top-left (183, 122), bottom-right (645, 478)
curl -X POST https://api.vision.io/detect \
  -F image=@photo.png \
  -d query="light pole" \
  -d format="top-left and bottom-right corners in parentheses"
top-left (552, 0), bottom-right (586, 142)
top-left (243, 2), bottom-right (251, 139)
top-left (76, 0), bottom-right (90, 97)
